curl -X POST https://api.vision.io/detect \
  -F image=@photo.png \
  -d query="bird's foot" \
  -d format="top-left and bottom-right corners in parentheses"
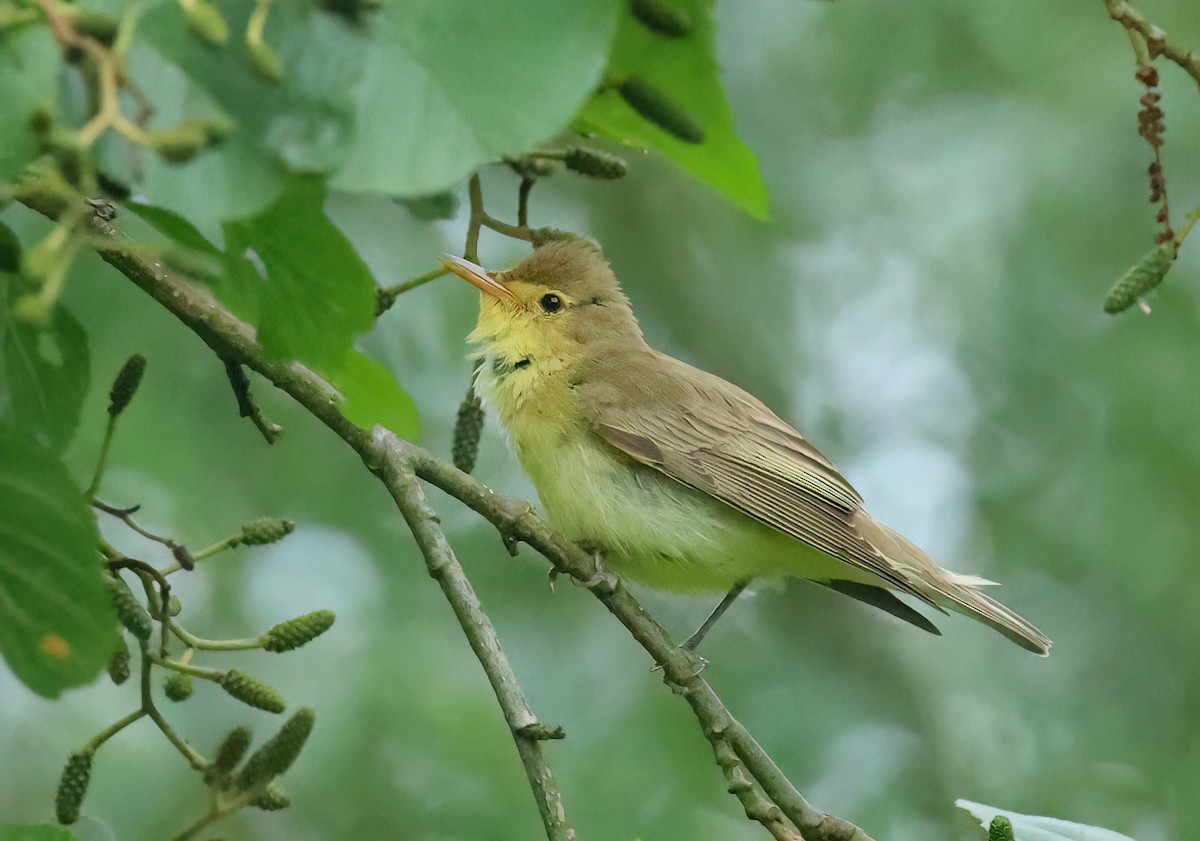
top-left (496, 499), bottom-right (535, 556)
top-left (572, 544), bottom-right (619, 594)
top-left (496, 508), bottom-right (532, 557)
top-left (652, 652), bottom-right (709, 685)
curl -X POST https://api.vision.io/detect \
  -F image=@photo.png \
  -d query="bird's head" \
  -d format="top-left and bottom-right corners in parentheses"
top-left (442, 239), bottom-right (644, 371)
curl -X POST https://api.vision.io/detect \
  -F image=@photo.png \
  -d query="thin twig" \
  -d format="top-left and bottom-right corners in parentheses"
top-left (83, 708), bottom-right (146, 753)
top-left (95, 500), bottom-right (171, 545)
top-left (168, 620), bottom-right (264, 652)
top-left (465, 174), bottom-right (484, 263)
top-left (138, 642), bottom-right (209, 770)
top-left (86, 413), bottom-right (118, 498)
top-left (224, 360), bottom-right (281, 443)
top-left (1105, 0), bottom-right (1200, 89)
top-left (377, 266), bottom-right (450, 314)
top-left (378, 447), bottom-right (574, 841)
top-left (20, 177), bottom-right (876, 841)
top-left (518, 176), bottom-right (535, 228)
top-left (482, 212), bottom-right (535, 242)
top-left (96, 501), bottom-right (194, 571)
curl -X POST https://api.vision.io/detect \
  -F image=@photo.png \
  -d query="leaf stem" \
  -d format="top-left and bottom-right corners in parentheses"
top-left (377, 266), bottom-right (449, 314)
top-left (83, 708), bottom-right (146, 753)
top-left (86, 415), bottom-right (118, 498)
top-left (139, 643), bottom-right (209, 770)
top-left (465, 174), bottom-right (484, 262)
top-left (168, 621), bottom-right (264, 652)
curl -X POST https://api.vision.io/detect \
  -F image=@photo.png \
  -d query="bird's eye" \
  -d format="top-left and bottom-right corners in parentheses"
top-left (539, 293), bottom-right (564, 314)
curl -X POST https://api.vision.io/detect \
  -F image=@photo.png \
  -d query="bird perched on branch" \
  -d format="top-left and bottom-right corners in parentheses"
top-left (442, 240), bottom-right (1050, 655)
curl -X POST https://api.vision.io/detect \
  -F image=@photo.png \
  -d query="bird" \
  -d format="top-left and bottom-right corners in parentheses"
top-left (440, 239), bottom-right (1051, 655)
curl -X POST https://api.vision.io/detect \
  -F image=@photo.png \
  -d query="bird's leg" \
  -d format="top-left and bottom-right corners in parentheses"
top-left (572, 541), bottom-right (620, 594)
top-left (681, 580), bottom-right (749, 651)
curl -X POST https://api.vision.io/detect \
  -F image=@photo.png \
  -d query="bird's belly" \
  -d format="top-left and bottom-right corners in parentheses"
top-left (516, 431), bottom-right (851, 593)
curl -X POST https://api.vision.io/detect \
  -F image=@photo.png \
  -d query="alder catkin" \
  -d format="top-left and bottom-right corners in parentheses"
top-left (183, 0), bottom-right (229, 45)
top-left (55, 751), bottom-right (92, 825)
top-left (107, 637), bottom-right (131, 685)
top-left (250, 783), bottom-right (292, 811)
top-left (205, 726), bottom-right (253, 784)
top-left (164, 672), bottom-right (195, 702)
top-left (563, 146), bottom-right (628, 180)
top-left (247, 40), bottom-right (284, 84)
top-left (108, 354), bottom-right (147, 417)
top-left (241, 517), bottom-right (295, 546)
top-left (108, 575), bottom-right (152, 640)
top-left (219, 670), bottom-right (286, 713)
top-left (1103, 244), bottom-right (1175, 313)
top-left (235, 708), bottom-right (316, 791)
top-left (617, 77), bottom-right (705, 144)
top-left (261, 610), bottom-right (336, 653)
top-left (452, 385), bottom-right (484, 473)
top-left (146, 119), bottom-right (232, 164)
top-left (630, 0), bottom-right (692, 38)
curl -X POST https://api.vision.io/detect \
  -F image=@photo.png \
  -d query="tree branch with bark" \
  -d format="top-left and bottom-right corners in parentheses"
top-left (17, 174), bottom-right (875, 841)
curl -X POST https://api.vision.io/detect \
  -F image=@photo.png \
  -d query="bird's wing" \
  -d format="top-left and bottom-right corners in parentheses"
top-left (575, 351), bottom-right (932, 601)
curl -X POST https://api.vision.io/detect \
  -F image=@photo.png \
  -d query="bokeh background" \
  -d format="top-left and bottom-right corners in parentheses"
top-left (4, 1), bottom-right (1200, 839)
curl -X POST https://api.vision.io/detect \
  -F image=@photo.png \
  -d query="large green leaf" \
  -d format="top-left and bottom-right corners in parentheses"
top-left (220, 176), bottom-right (377, 372)
top-left (0, 280), bottom-right (91, 453)
top-left (135, 0), bottom-right (620, 214)
top-left (575, 0), bottom-right (769, 218)
top-left (956, 800), bottom-right (1135, 841)
top-left (0, 27), bottom-right (59, 184)
top-left (327, 350), bottom-right (420, 439)
top-left (0, 423), bottom-right (117, 697)
top-left (331, 0), bottom-right (621, 195)
top-left (0, 826), bottom-right (80, 841)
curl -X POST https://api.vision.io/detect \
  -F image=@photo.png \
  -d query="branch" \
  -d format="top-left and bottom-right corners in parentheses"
top-left (1105, 0), bottom-right (1200, 89)
top-left (19, 182), bottom-right (875, 841)
top-left (379, 447), bottom-right (574, 840)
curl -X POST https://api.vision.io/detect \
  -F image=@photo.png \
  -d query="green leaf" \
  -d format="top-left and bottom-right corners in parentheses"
top-left (575, 0), bottom-right (769, 218)
top-left (0, 28), bottom-right (60, 184)
top-left (0, 283), bottom-right (91, 453)
top-left (220, 176), bottom-right (377, 372)
top-left (326, 350), bottom-right (419, 439)
top-left (396, 192), bottom-right (461, 222)
top-left (0, 221), bottom-right (21, 273)
top-left (0, 825), bottom-right (81, 841)
top-left (0, 423), bottom-right (118, 697)
top-left (123, 201), bottom-right (223, 258)
top-left (137, 1), bottom-right (619, 206)
top-left (956, 800), bottom-right (1135, 841)
top-left (331, 0), bottom-right (621, 195)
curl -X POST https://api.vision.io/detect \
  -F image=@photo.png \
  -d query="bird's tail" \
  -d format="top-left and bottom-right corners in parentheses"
top-left (854, 513), bottom-right (1052, 656)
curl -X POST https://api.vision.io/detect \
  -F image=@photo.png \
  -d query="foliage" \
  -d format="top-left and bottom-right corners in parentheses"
top-left (2, 0), bottom-right (1200, 839)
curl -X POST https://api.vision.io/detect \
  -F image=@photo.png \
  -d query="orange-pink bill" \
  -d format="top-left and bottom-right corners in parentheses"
top-left (439, 255), bottom-right (524, 308)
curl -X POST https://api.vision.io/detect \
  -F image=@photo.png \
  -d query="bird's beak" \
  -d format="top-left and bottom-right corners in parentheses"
top-left (439, 255), bottom-right (525, 309)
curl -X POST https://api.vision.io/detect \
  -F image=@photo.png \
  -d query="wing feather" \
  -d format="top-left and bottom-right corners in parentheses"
top-left (579, 352), bottom-right (930, 601)
top-left (574, 349), bottom-right (1050, 654)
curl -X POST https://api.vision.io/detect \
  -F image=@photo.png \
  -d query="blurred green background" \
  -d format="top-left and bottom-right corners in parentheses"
top-left (4, 1), bottom-right (1200, 839)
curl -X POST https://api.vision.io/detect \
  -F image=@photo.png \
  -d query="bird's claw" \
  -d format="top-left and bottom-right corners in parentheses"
top-left (653, 652), bottom-right (708, 688)
top-left (573, 547), bottom-right (618, 594)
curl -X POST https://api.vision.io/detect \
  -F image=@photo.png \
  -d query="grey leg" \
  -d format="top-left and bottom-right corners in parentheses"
top-left (681, 580), bottom-right (749, 651)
